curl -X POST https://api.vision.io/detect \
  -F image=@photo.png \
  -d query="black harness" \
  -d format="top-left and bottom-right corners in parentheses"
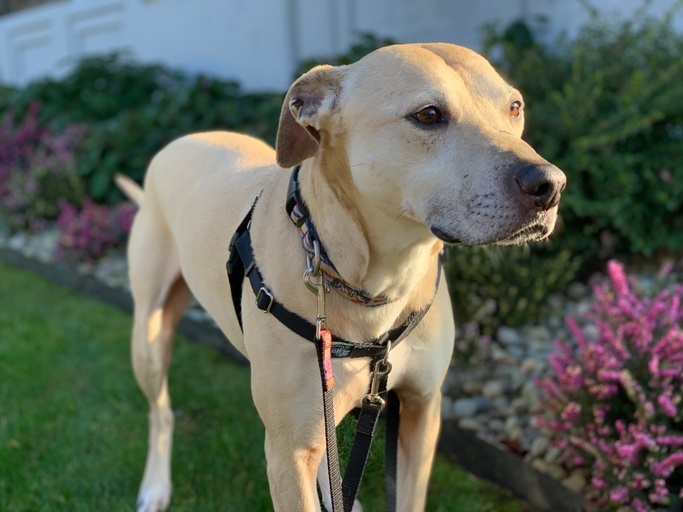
top-left (226, 165), bottom-right (439, 511)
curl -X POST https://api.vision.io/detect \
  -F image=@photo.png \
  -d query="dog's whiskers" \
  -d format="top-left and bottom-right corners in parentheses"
top-left (390, 207), bottom-right (407, 226)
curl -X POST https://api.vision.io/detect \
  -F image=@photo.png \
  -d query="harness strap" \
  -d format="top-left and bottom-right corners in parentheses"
top-left (227, 203), bottom-right (437, 358)
top-left (226, 198), bottom-right (258, 328)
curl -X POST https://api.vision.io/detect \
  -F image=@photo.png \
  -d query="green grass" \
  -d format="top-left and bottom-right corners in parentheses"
top-left (0, 260), bottom-right (521, 511)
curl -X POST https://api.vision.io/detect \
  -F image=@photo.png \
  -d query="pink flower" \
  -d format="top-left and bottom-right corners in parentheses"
top-left (616, 444), bottom-right (636, 461)
top-left (652, 451), bottom-right (683, 477)
top-left (631, 498), bottom-right (650, 512)
top-left (657, 394), bottom-right (677, 418)
top-left (607, 260), bottom-right (629, 297)
top-left (561, 402), bottom-right (582, 423)
top-left (535, 260), bottom-right (683, 510)
top-left (591, 476), bottom-right (608, 490)
top-left (657, 435), bottom-right (683, 447)
top-left (609, 486), bottom-right (629, 503)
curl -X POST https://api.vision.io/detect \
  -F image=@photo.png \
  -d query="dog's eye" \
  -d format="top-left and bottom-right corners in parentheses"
top-left (509, 101), bottom-right (522, 118)
top-left (413, 106), bottom-right (443, 125)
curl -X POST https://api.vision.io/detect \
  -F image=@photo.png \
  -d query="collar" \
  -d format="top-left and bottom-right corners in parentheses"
top-left (226, 199), bottom-right (440, 360)
top-left (285, 165), bottom-right (400, 307)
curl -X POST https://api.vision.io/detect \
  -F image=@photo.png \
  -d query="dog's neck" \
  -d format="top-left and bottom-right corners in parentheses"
top-left (297, 155), bottom-right (442, 302)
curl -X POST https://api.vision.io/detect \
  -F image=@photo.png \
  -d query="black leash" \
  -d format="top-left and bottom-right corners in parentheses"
top-left (385, 389), bottom-right (400, 512)
top-left (226, 170), bottom-right (440, 511)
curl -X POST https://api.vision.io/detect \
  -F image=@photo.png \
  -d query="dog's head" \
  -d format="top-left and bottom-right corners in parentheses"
top-left (276, 43), bottom-right (566, 246)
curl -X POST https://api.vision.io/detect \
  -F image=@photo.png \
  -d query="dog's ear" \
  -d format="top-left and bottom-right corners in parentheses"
top-left (276, 65), bottom-right (341, 168)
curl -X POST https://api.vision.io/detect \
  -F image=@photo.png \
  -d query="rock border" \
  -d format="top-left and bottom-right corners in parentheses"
top-left (0, 246), bottom-right (587, 511)
top-left (438, 423), bottom-right (587, 511)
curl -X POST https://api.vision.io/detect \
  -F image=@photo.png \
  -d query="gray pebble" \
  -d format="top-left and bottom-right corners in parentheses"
top-left (566, 282), bottom-right (588, 300)
top-left (491, 396), bottom-right (511, 417)
top-left (529, 435), bottom-right (549, 458)
top-left (544, 445), bottom-right (562, 465)
top-left (496, 326), bottom-right (523, 346)
top-left (452, 397), bottom-right (479, 418)
top-left (524, 325), bottom-right (552, 342)
top-left (461, 380), bottom-right (483, 395)
top-left (547, 315), bottom-right (563, 329)
top-left (458, 417), bottom-right (483, 432)
top-left (510, 397), bottom-right (528, 414)
top-left (482, 380), bottom-right (505, 399)
top-left (490, 344), bottom-right (516, 363)
top-left (504, 416), bottom-right (520, 433)
top-left (547, 293), bottom-right (565, 311)
top-left (505, 345), bottom-right (526, 361)
top-left (545, 463), bottom-right (568, 481)
top-left (487, 418), bottom-right (505, 433)
top-left (562, 469), bottom-right (587, 493)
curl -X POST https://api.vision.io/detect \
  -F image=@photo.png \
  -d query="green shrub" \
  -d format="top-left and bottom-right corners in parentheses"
top-left (445, 243), bottom-right (582, 334)
top-left (0, 53), bottom-right (185, 127)
top-left (0, 54), bottom-right (283, 203)
top-left (483, 6), bottom-right (683, 257)
top-left (74, 77), bottom-right (283, 203)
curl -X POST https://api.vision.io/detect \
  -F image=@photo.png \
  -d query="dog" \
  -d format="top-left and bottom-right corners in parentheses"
top-left (116, 42), bottom-right (566, 512)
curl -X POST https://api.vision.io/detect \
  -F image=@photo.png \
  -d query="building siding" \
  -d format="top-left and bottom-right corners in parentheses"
top-left (0, 0), bottom-right (681, 91)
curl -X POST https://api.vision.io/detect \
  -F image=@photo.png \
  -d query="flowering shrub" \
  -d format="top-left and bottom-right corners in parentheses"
top-left (536, 260), bottom-right (683, 511)
top-left (56, 198), bottom-right (135, 263)
top-left (0, 103), bottom-right (85, 230)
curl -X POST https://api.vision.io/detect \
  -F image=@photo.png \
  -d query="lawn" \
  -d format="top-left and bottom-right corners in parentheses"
top-left (0, 260), bottom-right (521, 511)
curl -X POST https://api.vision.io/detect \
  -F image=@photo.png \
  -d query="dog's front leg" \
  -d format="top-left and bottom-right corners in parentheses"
top-left (394, 390), bottom-right (442, 511)
top-left (249, 342), bottom-right (326, 512)
top-left (263, 429), bottom-right (325, 511)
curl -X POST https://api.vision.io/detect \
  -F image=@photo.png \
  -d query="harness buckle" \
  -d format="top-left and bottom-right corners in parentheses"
top-left (305, 239), bottom-right (322, 282)
top-left (255, 287), bottom-right (274, 314)
top-left (364, 340), bottom-right (393, 409)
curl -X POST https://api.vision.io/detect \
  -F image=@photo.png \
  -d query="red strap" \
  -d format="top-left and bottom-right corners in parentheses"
top-left (321, 329), bottom-right (335, 390)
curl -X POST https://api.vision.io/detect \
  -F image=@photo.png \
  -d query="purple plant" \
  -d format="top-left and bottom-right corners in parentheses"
top-left (0, 103), bottom-right (86, 230)
top-left (0, 103), bottom-right (45, 188)
top-left (536, 260), bottom-right (683, 511)
top-left (56, 198), bottom-right (136, 263)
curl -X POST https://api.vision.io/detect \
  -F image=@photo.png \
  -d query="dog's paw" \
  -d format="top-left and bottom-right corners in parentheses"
top-left (136, 485), bottom-right (171, 512)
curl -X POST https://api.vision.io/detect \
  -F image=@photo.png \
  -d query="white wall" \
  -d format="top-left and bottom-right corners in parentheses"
top-left (1, 0), bottom-right (682, 92)
top-left (0, 0), bottom-right (296, 90)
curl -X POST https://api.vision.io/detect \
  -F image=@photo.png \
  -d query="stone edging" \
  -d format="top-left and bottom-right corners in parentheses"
top-left (0, 246), bottom-right (587, 511)
top-left (438, 422), bottom-right (588, 511)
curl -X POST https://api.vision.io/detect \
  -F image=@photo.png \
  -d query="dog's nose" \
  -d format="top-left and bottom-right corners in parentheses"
top-left (514, 162), bottom-right (566, 210)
